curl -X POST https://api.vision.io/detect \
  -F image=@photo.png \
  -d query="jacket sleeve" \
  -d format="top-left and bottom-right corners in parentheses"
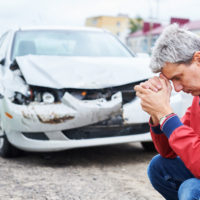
top-left (169, 125), bottom-right (200, 178)
top-left (149, 121), bottom-right (177, 158)
top-left (159, 96), bottom-right (200, 178)
top-left (149, 105), bottom-right (192, 159)
top-left (150, 97), bottom-right (200, 178)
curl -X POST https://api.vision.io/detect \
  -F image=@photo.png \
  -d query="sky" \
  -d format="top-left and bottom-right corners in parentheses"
top-left (0, 0), bottom-right (200, 34)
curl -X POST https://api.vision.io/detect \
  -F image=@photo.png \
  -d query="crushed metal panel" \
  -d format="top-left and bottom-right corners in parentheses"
top-left (22, 102), bottom-right (76, 124)
top-left (61, 91), bottom-right (122, 127)
top-left (37, 115), bottom-right (74, 124)
top-left (2, 92), bottom-right (122, 132)
top-left (3, 69), bottom-right (28, 98)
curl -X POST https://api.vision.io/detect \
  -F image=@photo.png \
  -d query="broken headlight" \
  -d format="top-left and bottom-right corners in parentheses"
top-left (42, 92), bottom-right (55, 103)
top-left (32, 87), bottom-right (64, 103)
top-left (13, 91), bottom-right (33, 105)
top-left (13, 88), bottom-right (60, 105)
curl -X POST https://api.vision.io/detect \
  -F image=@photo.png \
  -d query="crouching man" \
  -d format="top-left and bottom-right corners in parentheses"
top-left (134, 24), bottom-right (200, 200)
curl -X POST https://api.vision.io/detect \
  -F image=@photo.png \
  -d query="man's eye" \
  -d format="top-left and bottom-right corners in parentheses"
top-left (173, 77), bottom-right (180, 81)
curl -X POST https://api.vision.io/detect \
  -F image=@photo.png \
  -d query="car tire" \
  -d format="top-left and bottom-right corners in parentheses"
top-left (0, 130), bottom-right (22, 158)
top-left (141, 141), bottom-right (156, 152)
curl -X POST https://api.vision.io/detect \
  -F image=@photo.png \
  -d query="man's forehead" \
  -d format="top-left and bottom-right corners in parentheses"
top-left (161, 63), bottom-right (182, 80)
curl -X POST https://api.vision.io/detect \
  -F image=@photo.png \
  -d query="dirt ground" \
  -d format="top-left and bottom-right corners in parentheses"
top-left (0, 142), bottom-right (163, 200)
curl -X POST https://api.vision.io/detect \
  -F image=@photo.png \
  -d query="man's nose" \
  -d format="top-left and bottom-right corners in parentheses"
top-left (173, 82), bottom-right (183, 92)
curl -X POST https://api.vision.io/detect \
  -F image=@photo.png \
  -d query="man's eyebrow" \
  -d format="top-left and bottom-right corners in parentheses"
top-left (167, 75), bottom-right (175, 80)
top-left (169, 74), bottom-right (181, 80)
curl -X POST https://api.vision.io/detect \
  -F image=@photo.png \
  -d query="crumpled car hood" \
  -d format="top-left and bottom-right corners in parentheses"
top-left (15, 55), bottom-right (153, 89)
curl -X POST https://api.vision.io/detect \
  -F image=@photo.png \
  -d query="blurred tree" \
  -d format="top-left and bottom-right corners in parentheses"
top-left (129, 17), bottom-right (143, 33)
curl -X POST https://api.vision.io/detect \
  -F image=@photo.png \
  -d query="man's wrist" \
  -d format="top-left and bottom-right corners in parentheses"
top-left (150, 108), bottom-right (174, 125)
top-left (159, 113), bottom-right (175, 125)
top-left (160, 114), bottom-right (183, 138)
top-left (156, 108), bottom-right (174, 122)
top-left (150, 115), bottom-right (159, 125)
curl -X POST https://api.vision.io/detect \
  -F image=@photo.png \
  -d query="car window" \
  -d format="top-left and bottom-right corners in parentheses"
top-left (11, 30), bottom-right (133, 60)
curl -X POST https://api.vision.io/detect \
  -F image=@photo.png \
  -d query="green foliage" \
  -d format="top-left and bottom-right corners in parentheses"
top-left (129, 17), bottom-right (143, 33)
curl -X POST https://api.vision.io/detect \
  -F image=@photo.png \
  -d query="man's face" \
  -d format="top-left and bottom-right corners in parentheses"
top-left (161, 61), bottom-right (200, 96)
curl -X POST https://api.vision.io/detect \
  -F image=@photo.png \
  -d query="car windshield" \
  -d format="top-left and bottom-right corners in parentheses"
top-left (11, 30), bottom-right (133, 60)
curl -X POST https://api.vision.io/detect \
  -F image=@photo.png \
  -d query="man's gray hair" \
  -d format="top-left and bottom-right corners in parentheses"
top-left (150, 23), bottom-right (200, 73)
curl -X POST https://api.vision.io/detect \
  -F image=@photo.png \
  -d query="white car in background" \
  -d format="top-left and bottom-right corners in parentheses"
top-left (0, 27), bottom-right (192, 157)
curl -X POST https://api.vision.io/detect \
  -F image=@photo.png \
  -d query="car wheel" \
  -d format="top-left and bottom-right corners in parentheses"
top-left (141, 142), bottom-right (156, 152)
top-left (0, 129), bottom-right (22, 158)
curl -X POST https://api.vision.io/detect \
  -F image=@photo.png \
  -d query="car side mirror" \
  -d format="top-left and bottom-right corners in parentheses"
top-left (0, 58), bottom-right (5, 65)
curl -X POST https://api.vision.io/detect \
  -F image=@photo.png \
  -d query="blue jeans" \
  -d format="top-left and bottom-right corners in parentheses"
top-left (147, 155), bottom-right (200, 200)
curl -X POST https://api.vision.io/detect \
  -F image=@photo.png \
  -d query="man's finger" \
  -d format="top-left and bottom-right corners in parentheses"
top-left (138, 78), bottom-right (161, 92)
top-left (140, 82), bottom-right (150, 89)
top-left (134, 85), bottom-right (151, 94)
top-left (159, 73), bottom-right (171, 86)
top-left (151, 76), bottom-right (162, 88)
top-left (136, 91), bottom-right (142, 98)
top-left (148, 77), bottom-right (162, 91)
top-left (159, 73), bottom-right (168, 80)
top-left (140, 80), bottom-right (159, 91)
top-left (159, 76), bottom-right (172, 90)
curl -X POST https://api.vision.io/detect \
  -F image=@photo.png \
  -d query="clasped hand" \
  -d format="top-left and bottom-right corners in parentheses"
top-left (134, 74), bottom-right (173, 124)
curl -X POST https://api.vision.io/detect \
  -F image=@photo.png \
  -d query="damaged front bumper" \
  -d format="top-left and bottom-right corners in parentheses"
top-left (2, 91), bottom-right (122, 132)
top-left (1, 91), bottom-right (152, 152)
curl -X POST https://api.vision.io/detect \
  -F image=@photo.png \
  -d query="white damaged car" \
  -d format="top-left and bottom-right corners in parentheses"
top-left (0, 27), bottom-right (192, 157)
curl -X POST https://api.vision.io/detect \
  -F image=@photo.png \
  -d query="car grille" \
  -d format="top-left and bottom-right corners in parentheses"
top-left (22, 132), bottom-right (49, 140)
top-left (62, 123), bottom-right (150, 140)
top-left (21, 123), bottom-right (149, 141)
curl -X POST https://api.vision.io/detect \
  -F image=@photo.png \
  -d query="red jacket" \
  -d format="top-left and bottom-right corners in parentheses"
top-left (150, 96), bottom-right (200, 178)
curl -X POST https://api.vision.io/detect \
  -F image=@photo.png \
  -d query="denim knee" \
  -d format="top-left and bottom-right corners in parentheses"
top-left (147, 155), bottom-right (163, 184)
top-left (178, 178), bottom-right (200, 200)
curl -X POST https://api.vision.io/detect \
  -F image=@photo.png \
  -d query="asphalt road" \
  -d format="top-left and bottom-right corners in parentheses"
top-left (0, 143), bottom-right (162, 200)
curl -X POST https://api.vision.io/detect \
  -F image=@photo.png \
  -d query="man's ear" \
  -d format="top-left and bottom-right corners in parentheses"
top-left (193, 51), bottom-right (200, 65)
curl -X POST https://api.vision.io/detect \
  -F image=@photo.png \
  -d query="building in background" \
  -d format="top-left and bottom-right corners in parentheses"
top-left (127, 17), bottom-right (200, 55)
top-left (183, 20), bottom-right (200, 35)
top-left (85, 14), bottom-right (143, 44)
top-left (127, 22), bottom-right (161, 54)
